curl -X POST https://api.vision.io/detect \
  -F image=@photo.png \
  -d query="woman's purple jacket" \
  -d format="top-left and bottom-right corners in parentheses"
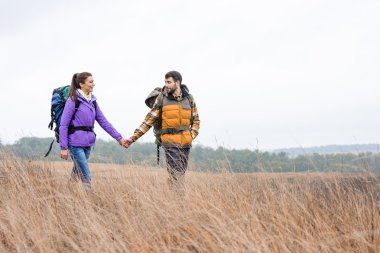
top-left (59, 92), bottom-right (122, 150)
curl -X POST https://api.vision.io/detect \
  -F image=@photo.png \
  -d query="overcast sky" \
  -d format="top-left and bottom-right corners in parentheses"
top-left (0, 0), bottom-right (379, 150)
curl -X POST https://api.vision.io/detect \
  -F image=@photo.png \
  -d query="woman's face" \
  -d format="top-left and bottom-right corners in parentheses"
top-left (80, 76), bottom-right (95, 94)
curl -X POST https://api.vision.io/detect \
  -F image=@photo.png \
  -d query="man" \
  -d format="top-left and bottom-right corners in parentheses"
top-left (127, 71), bottom-right (200, 184)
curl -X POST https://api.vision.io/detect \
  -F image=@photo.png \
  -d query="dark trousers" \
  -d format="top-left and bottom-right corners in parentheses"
top-left (164, 147), bottom-right (190, 182)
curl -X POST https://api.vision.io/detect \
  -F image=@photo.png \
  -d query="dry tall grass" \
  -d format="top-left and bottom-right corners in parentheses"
top-left (0, 156), bottom-right (380, 252)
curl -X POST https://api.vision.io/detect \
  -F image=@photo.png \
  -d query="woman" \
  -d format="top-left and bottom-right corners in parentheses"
top-left (59, 72), bottom-right (127, 188)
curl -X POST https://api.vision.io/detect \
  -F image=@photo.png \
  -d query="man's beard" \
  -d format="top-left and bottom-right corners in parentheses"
top-left (167, 87), bottom-right (176, 94)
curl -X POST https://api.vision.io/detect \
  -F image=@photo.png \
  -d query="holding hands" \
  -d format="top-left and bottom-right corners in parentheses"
top-left (61, 137), bottom-right (131, 161)
top-left (118, 137), bottom-right (134, 149)
top-left (126, 138), bottom-right (133, 146)
top-left (118, 137), bottom-right (129, 148)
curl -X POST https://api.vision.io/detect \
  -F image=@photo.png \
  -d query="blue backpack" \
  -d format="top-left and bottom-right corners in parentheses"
top-left (45, 86), bottom-right (97, 157)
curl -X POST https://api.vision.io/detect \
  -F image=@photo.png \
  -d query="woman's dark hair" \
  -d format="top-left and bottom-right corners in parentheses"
top-left (69, 72), bottom-right (92, 103)
top-left (165, 71), bottom-right (182, 84)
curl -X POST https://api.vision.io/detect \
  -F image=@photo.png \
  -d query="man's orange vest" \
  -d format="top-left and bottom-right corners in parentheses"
top-left (159, 95), bottom-right (193, 147)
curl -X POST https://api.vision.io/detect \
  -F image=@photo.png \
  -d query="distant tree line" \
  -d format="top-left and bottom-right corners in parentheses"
top-left (1, 137), bottom-right (380, 172)
top-left (273, 144), bottom-right (380, 156)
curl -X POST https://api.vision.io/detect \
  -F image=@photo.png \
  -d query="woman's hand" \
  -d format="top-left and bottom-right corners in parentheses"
top-left (118, 138), bottom-right (129, 148)
top-left (61, 149), bottom-right (68, 160)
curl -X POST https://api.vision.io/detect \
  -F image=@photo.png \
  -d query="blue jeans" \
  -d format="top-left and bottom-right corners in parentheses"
top-left (69, 146), bottom-right (92, 188)
top-left (164, 147), bottom-right (190, 182)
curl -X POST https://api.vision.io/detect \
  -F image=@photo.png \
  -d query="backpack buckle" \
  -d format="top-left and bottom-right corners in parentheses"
top-left (167, 128), bottom-right (176, 134)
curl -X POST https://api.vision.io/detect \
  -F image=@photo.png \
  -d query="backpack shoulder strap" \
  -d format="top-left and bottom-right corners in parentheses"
top-left (154, 92), bottom-right (165, 165)
top-left (70, 99), bottom-right (97, 123)
top-left (187, 93), bottom-right (195, 107)
top-left (75, 99), bottom-right (80, 110)
top-left (69, 98), bottom-right (81, 123)
top-left (155, 93), bottom-right (165, 131)
top-left (187, 93), bottom-right (195, 126)
top-left (154, 93), bottom-right (164, 108)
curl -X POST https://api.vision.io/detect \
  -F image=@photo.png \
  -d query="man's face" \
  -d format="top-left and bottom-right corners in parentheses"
top-left (164, 77), bottom-right (179, 94)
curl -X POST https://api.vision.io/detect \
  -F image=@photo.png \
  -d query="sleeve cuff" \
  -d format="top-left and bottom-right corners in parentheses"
top-left (114, 133), bottom-right (123, 141)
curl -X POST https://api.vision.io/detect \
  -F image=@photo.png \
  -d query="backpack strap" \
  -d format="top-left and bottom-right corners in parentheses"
top-left (70, 99), bottom-right (96, 121)
top-left (154, 93), bottom-right (165, 139)
top-left (158, 126), bottom-right (191, 135)
top-left (67, 99), bottom-right (81, 124)
top-left (74, 97), bottom-right (96, 110)
top-left (68, 126), bottom-right (94, 134)
top-left (68, 99), bottom-right (97, 134)
top-left (44, 139), bottom-right (55, 157)
top-left (157, 145), bottom-right (160, 166)
top-left (187, 94), bottom-right (195, 127)
top-left (154, 93), bottom-right (164, 165)
top-left (48, 107), bottom-right (54, 130)
top-left (75, 99), bottom-right (80, 110)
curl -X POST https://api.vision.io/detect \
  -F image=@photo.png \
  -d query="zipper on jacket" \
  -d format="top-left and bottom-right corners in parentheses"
top-left (178, 101), bottom-right (183, 145)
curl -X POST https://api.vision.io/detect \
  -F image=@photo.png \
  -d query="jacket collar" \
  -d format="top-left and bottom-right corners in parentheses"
top-left (165, 85), bottom-right (189, 101)
top-left (76, 89), bottom-right (97, 103)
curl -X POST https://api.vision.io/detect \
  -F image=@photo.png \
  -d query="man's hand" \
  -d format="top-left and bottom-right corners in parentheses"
top-left (126, 138), bottom-right (134, 147)
top-left (118, 137), bottom-right (129, 148)
top-left (61, 149), bottom-right (68, 160)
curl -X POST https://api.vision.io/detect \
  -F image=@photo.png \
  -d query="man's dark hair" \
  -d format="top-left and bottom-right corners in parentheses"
top-left (165, 71), bottom-right (182, 84)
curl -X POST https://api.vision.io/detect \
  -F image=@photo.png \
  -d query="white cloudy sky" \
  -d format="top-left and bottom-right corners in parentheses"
top-left (0, 0), bottom-right (379, 150)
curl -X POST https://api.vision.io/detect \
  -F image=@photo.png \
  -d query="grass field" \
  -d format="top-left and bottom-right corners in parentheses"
top-left (0, 156), bottom-right (379, 252)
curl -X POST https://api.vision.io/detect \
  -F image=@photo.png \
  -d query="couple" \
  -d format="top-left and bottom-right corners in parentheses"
top-left (59, 71), bottom-right (200, 188)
